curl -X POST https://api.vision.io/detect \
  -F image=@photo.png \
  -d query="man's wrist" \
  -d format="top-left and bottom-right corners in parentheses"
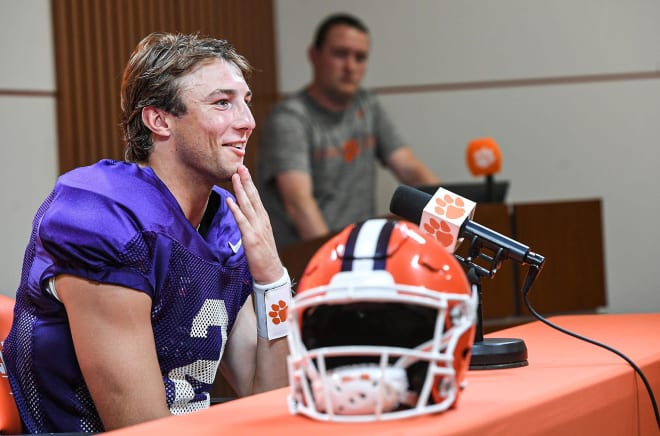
top-left (253, 268), bottom-right (291, 340)
top-left (252, 267), bottom-right (289, 292)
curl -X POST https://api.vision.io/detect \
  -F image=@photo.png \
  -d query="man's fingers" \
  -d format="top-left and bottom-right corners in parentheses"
top-left (225, 196), bottom-right (247, 226)
top-left (236, 166), bottom-right (267, 217)
top-left (231, 171), bottom-right (257, 218)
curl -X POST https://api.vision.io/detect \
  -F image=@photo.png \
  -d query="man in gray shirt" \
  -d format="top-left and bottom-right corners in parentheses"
top-left (258, 13), bottom-right (439, 249)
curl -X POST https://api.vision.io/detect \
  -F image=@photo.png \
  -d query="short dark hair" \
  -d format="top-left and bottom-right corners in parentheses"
top-left (121, 32), bottom-right (252, 162)
top-left (313, 13), bottom-right (369, 49)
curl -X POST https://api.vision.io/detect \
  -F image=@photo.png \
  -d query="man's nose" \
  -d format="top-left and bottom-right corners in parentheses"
top-left (346, 55), bottom-right (359, 71)
top-left (235, 102), bottom-right (256, 131)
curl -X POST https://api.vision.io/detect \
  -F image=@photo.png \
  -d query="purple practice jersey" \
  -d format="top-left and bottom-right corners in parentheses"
top-left (3, 160), bottom-right (252, 433)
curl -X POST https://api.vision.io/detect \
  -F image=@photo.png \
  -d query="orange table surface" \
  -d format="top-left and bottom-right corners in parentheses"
top-left (108, 313), bottom-right (660, 436)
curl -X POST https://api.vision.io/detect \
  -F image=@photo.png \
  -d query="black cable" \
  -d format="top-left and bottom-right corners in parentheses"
top-left (521, 267), bottom-right (660, 430)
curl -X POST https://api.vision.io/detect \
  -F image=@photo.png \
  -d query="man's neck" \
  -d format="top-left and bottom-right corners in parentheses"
top-left (146, 154), bottom-right (213, 230)
top-left (306, 84), bottom-right (354, 112)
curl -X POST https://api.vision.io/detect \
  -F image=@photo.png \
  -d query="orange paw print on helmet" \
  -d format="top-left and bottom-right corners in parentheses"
top-left (269, 300), bottom-right (288, 325)
top-left (434, 194), bottom-right (466, 219)
top-left (423, 218), bottom-right (454, 248)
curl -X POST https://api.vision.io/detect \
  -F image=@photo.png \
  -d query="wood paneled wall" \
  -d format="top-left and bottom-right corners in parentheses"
top-left (51, 0), bottom-right (278, 177)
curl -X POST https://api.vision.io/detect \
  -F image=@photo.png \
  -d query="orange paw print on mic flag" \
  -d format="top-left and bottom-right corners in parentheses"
top-left (342, 139), bottom-right (360, 163)
top-left (268, 300), bottom-right (288, 325)
top-left (434, 194), bottom-right (466, 219)
top-left (423, 218), bottom-right (455, 248)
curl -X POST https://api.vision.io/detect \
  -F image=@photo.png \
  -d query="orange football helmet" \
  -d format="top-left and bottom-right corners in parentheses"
top-left (287, 218), bottom-right (477, 422)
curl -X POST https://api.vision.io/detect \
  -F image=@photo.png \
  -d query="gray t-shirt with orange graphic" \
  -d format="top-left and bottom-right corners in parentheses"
top-left (257, 88), bottom-right (405, 249)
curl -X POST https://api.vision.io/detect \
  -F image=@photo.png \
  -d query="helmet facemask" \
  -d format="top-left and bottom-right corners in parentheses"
top-left (288, 269), bottom-right (476, 422)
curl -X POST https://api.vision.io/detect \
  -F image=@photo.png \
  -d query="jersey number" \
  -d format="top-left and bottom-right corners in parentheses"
top-left (168, 299), bottom-right (229, 413)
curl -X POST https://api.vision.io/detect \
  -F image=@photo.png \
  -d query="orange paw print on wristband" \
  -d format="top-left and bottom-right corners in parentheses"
top-left (269, 300), bottom-right (288, 325)
top-left (423, 217), bottom-right (454, 248)
top-left (434, 194), bottom-right (466, 219)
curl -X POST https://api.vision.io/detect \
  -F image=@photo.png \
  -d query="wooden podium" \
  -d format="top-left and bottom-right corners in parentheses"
top-left (513, 199), bottom-right (607, 315)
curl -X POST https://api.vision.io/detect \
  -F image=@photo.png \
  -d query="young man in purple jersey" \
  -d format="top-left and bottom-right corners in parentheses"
top-left (3, 32), bottom-right (290, 433)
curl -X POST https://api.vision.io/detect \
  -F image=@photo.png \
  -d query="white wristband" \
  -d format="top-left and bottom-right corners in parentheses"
top-left (253, 268), bottom-right (292, 340)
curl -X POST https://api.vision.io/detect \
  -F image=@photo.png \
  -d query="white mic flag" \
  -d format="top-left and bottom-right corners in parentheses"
top-left (420, 188), bottom-right (476, 253)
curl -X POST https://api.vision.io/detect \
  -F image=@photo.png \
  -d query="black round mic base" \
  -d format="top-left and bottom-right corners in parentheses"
top-left (469, 337), bottom-right (529, 370)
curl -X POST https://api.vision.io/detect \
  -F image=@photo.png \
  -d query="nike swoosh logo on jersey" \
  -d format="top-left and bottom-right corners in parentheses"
top-left (228, 239), bottom-right (242, 254)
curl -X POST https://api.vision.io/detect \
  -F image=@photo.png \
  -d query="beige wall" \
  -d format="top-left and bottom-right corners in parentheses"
top-left (0, 0), bottom-right (58, 295)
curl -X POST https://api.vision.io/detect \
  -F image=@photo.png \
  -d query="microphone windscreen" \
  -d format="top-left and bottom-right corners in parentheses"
top-left (466, 137), bottom-right (502, 177)
top-left (389, 185), bottom-right (432, 224)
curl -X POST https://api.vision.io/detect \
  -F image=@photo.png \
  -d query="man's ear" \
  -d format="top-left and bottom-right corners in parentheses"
top-left (141, 106), bottom-right (171, 138)
top-left (308, 45), bottom-right (318, 66)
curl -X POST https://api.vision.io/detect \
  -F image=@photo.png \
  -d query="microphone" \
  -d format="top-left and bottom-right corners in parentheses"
top-left (389, 184), bottom-right (544, 268)
top-left (466, 137), bottom-right (502, 177)
top-left (391, 184), bottom-right (545, 370)
top-left (466, 137), bottom-right (502, 203)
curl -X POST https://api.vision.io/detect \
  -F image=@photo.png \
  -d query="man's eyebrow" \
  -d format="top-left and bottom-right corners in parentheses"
top-left (207, 88), bottom-right (253, 99)
top-left (207, 88), bottom-right (235, 98)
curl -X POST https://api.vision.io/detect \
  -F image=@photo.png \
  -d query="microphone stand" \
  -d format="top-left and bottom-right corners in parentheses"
top-left (455, 235), bottom-right (529, 370)
top-left (485, 174), bottom-right (495, 203)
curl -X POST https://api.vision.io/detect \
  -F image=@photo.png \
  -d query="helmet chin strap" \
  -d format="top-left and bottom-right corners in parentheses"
top-left (311, 365), bottom-right (415, 416)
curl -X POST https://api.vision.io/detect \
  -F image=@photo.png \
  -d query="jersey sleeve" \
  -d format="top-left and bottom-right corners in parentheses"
top-left (38, 185), bottom-right (156, 295)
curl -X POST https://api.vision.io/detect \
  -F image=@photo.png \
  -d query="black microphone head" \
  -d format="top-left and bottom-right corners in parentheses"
top-left (389, 185), bottom-right (432, 224)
